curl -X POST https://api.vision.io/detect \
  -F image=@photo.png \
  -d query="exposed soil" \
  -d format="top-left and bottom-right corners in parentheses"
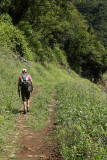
top-left (8, 88), bottom-right (64, 160)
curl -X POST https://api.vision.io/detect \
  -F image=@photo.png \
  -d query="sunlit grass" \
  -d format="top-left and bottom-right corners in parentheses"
top-left (55, 78), bottom-right (107, 160)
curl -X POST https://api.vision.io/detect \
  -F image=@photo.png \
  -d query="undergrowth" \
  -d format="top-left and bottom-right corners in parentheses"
top-left (0, 15), bottom-right (33, 60)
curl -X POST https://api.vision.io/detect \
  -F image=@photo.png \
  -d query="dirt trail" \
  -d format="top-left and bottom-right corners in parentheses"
top-left (8, 88), bottom-right (64, 160)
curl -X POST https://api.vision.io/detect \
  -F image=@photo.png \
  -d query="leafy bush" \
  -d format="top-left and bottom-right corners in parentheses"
top-left (0, 17), bottom-right (34, 60)
top-left (53, 44), bottom-right (68, 65)
top-left (0, 13), bottom-right (12, 24)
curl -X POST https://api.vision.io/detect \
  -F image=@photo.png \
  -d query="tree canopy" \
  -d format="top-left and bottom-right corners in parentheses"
top-left (74, 0), bottom-right (107, 48)
top-left (0, 0), bottom-right (107, 82)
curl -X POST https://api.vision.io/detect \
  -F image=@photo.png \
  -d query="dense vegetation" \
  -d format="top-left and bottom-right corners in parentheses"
top-left (55, 79), bottom-right (107, 159)
top-left (0, 0), bottom-right (107, 82)
top-left (0, 1), bottom-right (107, 159)
top-left (74, 0), bottom-right (107, 48)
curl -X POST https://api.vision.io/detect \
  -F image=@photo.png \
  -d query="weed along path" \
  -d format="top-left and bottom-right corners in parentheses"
top-left (8, 88), bottom-right (64, 160)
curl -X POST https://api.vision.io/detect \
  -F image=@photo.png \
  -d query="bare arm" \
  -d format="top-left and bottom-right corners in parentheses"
top-left (30, 79), bottom-right (34, 91)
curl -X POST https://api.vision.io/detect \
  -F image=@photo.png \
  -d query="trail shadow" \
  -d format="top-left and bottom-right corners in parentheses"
top-left (12, 108), bottom-right (24, 114)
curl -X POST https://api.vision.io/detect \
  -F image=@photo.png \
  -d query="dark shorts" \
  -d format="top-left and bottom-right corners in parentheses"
top-left (21, 88), bottom-right (30, 101)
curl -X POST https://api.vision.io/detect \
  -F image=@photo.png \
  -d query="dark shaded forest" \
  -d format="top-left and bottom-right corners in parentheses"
top-left (0, 0), bottom-right (107, 82)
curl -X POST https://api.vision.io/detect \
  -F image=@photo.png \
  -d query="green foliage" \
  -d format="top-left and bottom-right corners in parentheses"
top-left (55, 79), bottom-right (107, 159)
top-left (57, 1), bottom-right (106, 80)
top-left (18, 19), bottom-right (68, 65)
top-left (0, 0), bottom-right (106, 81)
top-left (0, 18), bottom-right (33, 60)
top-left (53, 44), bottom-right (68, 65)
top-left (0, 0), bottom-right (11, 13)
top-left (0, 13), bottom-right (12, 24)
top-left (74, 0), bottom-right (107, 48)
top-left (21, 0), bottom-right (106, 80)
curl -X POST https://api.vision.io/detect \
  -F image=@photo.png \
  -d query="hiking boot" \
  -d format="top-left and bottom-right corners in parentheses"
top-left (24, 110), bottom-right (26, 114)
top-left (27, 109), bottom-right (30, 112)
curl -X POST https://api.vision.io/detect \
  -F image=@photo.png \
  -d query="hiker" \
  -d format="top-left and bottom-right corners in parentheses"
top-left (18, 69), bottom-right (33, 114)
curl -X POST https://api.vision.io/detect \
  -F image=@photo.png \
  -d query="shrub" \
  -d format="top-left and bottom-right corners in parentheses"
top-left (0, 13), bottom-right (12, 24)
top-left (0, 17), bottom-right (34, 60)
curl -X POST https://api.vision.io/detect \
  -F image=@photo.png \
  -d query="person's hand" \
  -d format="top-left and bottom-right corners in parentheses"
top-left (18, 87), bottom-right (20, 97)
top-left (18, 87), bottom-right (20, 93)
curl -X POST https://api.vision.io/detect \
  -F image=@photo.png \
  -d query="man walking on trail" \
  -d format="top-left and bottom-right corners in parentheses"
top-left (18, 69), bottom-right (33, 114)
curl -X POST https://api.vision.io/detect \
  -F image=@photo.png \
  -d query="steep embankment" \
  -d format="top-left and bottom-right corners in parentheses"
top-left (0, 49), bottom-right (70, 159)
top-left (0, 50), bottom-right (106, 160)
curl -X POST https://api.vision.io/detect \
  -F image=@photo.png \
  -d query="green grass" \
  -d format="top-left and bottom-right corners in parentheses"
top-left (0, 47), bottom-right (72, 158)
top-left (0, 47), bottom-right (106, 159)
top-left (55, 78), bottom-right (107, 160)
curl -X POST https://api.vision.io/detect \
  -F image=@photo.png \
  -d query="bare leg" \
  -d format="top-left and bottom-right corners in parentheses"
top-left (27, 99), bottom-right (30, 111)
top-left (23, 101), bottom-right (26, 113)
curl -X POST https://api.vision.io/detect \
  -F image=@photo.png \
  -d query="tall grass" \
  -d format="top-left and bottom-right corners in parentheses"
top-left (55, 78), bottom-right (107, 159)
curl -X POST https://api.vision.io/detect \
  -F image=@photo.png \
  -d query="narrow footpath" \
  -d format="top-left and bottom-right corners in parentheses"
top-left (8, 89), bottom-right (64, 160)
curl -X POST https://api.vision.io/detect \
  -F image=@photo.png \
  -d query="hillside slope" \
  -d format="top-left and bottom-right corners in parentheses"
top-left (0, 0), bottom-right (107, 81)
top-left (0, 49), bottom-right (107, 159)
